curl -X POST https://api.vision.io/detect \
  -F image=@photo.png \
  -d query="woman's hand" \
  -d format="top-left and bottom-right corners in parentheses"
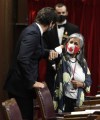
top-left (33, 82), bottom-right (45, 88)
top-left (71, 80), bottom-right (84, 89)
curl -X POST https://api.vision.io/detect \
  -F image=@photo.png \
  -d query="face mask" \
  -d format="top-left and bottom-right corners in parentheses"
top-left (66, 43), bottom-right (80, 54)
top-left (57, 15), bottom-right (66, 23)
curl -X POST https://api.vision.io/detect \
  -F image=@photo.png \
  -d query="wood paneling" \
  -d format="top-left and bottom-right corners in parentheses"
top-left (0, 0), bottom-right (14, 119)
top-left (18, 0), bottom-right (28, 23)
top-left (0, 0), bottom-right (13, 98)
top-left (0, 0), bottom-right (28, 119)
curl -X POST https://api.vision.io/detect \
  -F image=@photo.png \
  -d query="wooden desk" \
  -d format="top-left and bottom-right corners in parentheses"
top-left (97, 91), bottom-right (100, 94)
top-left (83, 99), bottom-right (100, 105)
top-left (62, 117), bottom-right (87, 120)
top-left (75, 105), bottom-right (100, 111)
top-left (85, 96), bottom-right (100, 100)
top-left (62, 113), bottom-right (99, 120)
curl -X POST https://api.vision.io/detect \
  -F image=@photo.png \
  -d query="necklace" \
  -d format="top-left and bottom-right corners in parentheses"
top-left (69, 58), bottom-right (77, 63)
top-left (69, 58), bottom-right (77, 80)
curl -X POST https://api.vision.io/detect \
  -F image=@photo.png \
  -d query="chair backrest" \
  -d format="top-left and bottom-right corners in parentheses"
top-left (2, 98), bottom-right (23, 120)
top-left (36, 82), bottom-right (56, 120)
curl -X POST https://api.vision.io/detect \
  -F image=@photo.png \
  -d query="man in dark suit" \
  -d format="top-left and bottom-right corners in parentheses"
top-left (43, 3), bottom-right (80, 98)
top-left (4, 7), bottom-right (58, 120)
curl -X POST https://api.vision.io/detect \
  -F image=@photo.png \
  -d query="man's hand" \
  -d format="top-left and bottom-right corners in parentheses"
top-left (33, 82), bottom-right (45, 88)
top-left (48, 50), bottom-right (58, 60)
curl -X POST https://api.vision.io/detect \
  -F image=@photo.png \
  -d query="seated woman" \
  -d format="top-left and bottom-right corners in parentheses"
top-left (53, 33), bottom-right (92, 113)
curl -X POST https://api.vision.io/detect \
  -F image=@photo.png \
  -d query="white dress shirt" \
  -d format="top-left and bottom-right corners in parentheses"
top-left (57, 20), bottom-right (67, 44)
top-left (64, 58), bottom-right (85, 99)
top-left (36, 23), bottom-right (43, 36)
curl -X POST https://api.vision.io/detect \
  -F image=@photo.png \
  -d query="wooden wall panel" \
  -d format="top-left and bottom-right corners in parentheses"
top-left (18, 0), bottom-right (28, 23)
top-left (0, 0), bottom-right (28, 119)
top-left (0, 0), bottom-right (13, 119)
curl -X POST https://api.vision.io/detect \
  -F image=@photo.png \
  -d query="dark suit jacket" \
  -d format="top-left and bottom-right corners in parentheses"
top-left (4, 23), bottom-right (49, 97)
top-left (43, 22), bottom-right (80, 97)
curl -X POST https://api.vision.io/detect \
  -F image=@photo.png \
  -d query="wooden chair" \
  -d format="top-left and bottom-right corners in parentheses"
top-left (35, 82), bottom-right (100, 120)
top-left (33, 98), bottom-right (40, 119)
top-left (35, 82), bottom-right (64, 120)
top-left (2, 98), bottom-right (23, 120)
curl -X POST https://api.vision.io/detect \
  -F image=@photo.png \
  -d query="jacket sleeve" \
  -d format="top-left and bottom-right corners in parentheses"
top-left (17, 29), bottom-right (40, 89)
top-left (84, 66), bottom-right (92, 93)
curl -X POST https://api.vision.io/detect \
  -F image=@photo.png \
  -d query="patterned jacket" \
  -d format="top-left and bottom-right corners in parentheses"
top-left (53, 56), bottom-right (92, 113)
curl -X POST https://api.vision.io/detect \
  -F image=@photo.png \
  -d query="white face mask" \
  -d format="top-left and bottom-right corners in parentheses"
top-left (66, 43), bottom-right (80, 54)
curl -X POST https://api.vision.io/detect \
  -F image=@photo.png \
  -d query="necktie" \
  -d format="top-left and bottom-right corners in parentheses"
top-left (58, 24), bottom-right (66, 28)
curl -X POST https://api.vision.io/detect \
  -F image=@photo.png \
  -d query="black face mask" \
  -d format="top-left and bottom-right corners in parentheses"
top-left (57, 15), bottom-right (67, 23)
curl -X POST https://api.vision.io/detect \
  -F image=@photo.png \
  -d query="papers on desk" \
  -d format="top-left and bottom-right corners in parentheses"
top-left (71, 109), bottom-right (100, 115)
top-left (95, 94), bottom-right (100, 97)
top-left (85, 109), bottom-right (100, 113)
top-left (95, 104), bottom-right (100, 106)
top-left (71, 111), bottom-right (88, 115)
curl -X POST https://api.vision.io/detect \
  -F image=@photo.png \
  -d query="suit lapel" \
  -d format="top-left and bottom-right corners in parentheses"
top-left (64, 22), bottom-right (73, 36)
top-left (53, 25), bottom-right (60, 45)
top-left (64, 23), bottom-right (69, 35)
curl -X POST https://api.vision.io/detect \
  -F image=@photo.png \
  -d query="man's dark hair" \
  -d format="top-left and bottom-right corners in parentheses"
top-left (35, 7), bottom-right (57, 25)
top-left (55, 3), bottom-right (67, 9)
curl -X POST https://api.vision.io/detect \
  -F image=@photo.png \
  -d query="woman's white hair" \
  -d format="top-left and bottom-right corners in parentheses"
top-left (69, 33), bottom-right (84, 48)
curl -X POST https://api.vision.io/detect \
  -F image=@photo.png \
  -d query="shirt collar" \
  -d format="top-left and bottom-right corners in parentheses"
top-left (36, 23), bottom-right (43, 36)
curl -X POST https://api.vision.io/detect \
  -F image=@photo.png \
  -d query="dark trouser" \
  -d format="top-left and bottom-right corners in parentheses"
top-left (45, 65), bottom-right (56, 98)
top-left (64, 96), bottom-right (76, 112)
top-left (8, 93), bottom-right (34, 120)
